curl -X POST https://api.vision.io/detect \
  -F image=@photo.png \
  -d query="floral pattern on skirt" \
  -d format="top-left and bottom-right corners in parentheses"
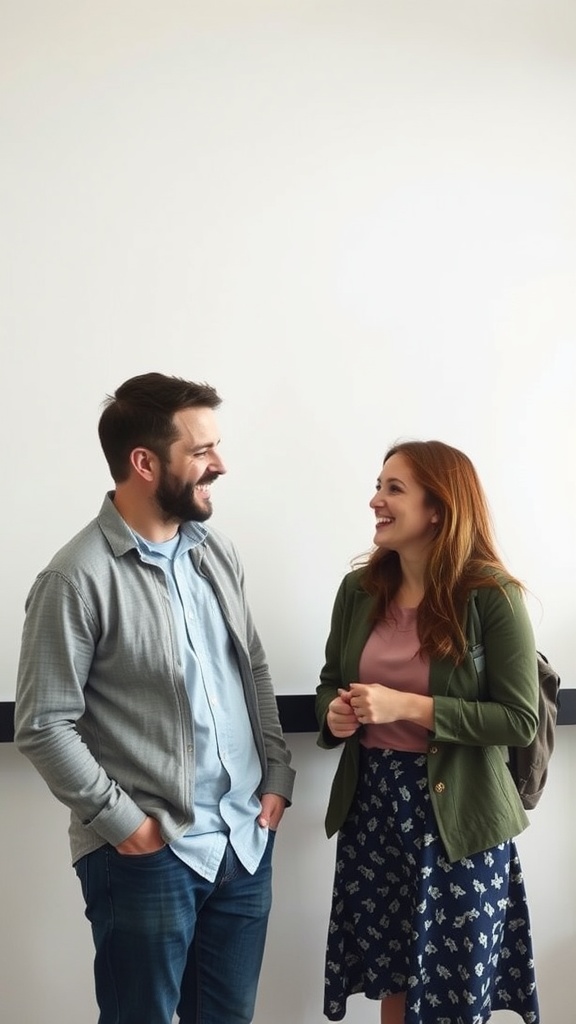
top-left (324, 748), bottom-right (539, 1023)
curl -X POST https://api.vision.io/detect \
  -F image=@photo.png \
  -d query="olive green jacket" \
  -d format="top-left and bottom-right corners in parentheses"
top-left (315, 571), bottom-right (539, 862)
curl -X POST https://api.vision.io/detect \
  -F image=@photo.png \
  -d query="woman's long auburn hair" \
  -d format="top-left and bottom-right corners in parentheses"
top-left (359, 440), bottom-right (523, 664)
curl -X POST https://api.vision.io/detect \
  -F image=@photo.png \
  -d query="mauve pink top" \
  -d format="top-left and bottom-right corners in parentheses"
top-left (358, 605), bottom-right (430, 753)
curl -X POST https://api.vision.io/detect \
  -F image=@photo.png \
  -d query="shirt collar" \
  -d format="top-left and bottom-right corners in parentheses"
top-left (133, 521), bottom-right (207, 559)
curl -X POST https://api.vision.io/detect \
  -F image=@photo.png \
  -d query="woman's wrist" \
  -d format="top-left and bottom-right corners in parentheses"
top-left (402, 692), bottom-right (434, 730)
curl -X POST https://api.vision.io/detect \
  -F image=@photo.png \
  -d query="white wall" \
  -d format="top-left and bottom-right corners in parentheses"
top-left (1, 2), bottom-right (575, 1022)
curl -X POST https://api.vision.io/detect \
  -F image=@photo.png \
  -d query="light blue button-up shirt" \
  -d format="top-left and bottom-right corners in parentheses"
top-left (134, 525), bottom-right (267, 881)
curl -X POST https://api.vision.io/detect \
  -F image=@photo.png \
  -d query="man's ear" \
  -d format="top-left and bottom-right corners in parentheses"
top-left (130, 448), bottom-right (156, 482)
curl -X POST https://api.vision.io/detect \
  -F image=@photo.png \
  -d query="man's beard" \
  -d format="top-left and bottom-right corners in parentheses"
top-left (155, 466), bottom-right (219, 523)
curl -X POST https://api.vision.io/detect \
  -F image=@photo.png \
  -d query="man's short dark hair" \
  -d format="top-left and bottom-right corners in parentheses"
top-left (98, 372), bottom-right (222, 482)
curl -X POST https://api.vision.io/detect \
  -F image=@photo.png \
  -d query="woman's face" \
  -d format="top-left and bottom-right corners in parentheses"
top-left (369, 452), bottom-right (439, 556)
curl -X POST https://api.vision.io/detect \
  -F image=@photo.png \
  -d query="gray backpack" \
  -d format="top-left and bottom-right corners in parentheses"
top-left (467, 590), bottom-right (560, 810)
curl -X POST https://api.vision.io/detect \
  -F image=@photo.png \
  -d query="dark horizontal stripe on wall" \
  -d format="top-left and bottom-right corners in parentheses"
top-left (1, 691), bottom-right (576, 742)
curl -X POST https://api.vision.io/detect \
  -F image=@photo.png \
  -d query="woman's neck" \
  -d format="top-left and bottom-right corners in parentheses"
top-left (395, 558), bottom-right (427, 608)
top-left (394, 582), bottom-right (424, 609)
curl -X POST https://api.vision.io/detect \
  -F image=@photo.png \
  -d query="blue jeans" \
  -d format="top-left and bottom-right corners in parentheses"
top-left (74, 832), bottom-right (275, 1024)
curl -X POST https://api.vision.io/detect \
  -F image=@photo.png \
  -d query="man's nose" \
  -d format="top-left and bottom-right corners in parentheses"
top-left (211, 452), bottom-right (227, 474)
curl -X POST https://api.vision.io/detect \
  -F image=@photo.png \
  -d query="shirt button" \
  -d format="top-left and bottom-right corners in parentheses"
top-left (434, 782), bottom-right (446, 793)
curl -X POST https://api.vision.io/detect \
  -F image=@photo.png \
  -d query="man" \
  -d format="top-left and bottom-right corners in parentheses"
top-left (15, 372), bottom-right (295, 1024)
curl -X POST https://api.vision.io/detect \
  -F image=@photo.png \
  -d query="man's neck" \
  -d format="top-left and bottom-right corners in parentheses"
top-left (112, 490), bottom-right (180, 543)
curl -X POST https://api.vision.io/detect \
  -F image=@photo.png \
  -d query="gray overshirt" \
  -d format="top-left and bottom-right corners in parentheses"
top-left (15, 494), bottom-right (295, 865)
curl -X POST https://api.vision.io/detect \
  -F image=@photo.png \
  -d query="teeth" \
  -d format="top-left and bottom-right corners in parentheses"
top-left (376, 517), bottom-right (393, 525)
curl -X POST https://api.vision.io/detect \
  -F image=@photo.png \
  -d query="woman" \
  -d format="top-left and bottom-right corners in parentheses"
top-left (316, 441), bottom-right (540, 1024)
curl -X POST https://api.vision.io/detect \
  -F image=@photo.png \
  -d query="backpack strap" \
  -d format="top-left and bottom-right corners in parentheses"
top-left (466, 589), bottom-right (486, 681)
top-left (467, 588), bottom-right (481, 642)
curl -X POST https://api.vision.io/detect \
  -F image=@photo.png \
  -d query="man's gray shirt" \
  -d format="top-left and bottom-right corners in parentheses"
top-left (15, 494), bottom-right (295, 864)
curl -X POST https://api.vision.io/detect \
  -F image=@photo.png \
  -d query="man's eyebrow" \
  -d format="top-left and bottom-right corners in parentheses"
top-left (190, 439), bottom-right (221, 453)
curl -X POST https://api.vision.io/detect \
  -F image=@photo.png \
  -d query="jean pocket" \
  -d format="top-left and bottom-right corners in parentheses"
top-left (112, 843), bottom-right (169, 861)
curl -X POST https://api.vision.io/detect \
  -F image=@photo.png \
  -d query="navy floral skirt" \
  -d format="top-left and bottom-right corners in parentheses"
top-left (324, 748), bottom-right (540, 1023)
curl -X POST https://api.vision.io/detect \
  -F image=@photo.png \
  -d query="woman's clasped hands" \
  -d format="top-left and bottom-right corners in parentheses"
top-left (327, 683), bottom-right (403, 737)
